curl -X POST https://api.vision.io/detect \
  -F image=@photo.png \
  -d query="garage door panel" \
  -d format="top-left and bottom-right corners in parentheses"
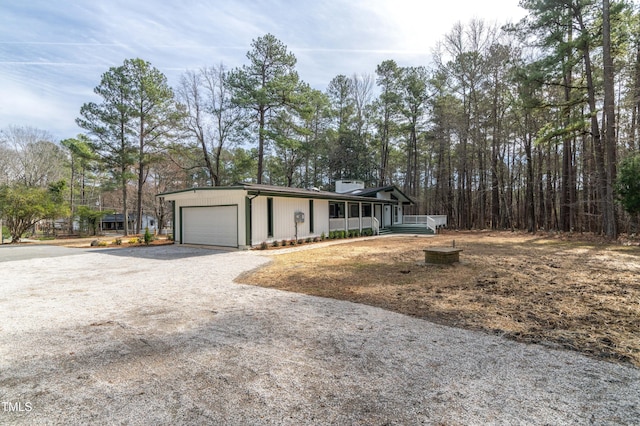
top-left (182, 205), bottom-right (238, 247)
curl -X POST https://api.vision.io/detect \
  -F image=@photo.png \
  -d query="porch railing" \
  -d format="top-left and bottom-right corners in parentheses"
top-left (372, 217), bottom-right (380, 235)
top-left (403, 215), bottom-right (448, 234)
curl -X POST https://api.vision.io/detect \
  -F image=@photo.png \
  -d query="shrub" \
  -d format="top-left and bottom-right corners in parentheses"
top-left (128, 238), bottom-right (140, 245)
top-left (298, 239), bottom-right (304, 245)
top-left (305, 237), bottom-right (312, 243)
top-left (313, 236), bottom-right (320, 243)
top-left (97, 241), bottom-right (108, 247)
top-left (114, 238), bottom-right (122, 245)
top-left (143, 227), bottom-right (154, 246)
top-left (167, 234), bottom-right (173, 241)
top-left (289, 239), bottom-right (296, 246)
top-left (260, 241), bottom-right (268, 250)
top-left (281, 239), bottom-right (287, 247)
top-left (272, 240), bottom-right (280, 247)
top-left (320, 232), bottom-right (326, 240)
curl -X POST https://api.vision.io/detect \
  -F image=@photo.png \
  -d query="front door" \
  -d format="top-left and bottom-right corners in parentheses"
top-left (394, 205), bottom-right (402, 225)
top-left (383, 205), bottom-right (391, 227)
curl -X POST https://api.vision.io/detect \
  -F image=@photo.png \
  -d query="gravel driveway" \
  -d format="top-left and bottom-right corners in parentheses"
top-left (1, 245), bottom-right (639, 425)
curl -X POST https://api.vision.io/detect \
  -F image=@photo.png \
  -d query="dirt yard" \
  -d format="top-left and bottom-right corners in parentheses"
top-left (239, 231), bottom-right (640, 367)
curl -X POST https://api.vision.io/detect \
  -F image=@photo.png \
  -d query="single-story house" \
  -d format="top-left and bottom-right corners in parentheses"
top-left (157, 180), bottom-right (414, 249)
top-left (101, 213), bottom-right (157, 233)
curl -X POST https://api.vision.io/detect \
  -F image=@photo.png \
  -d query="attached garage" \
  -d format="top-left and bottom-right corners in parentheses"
top-left (181, 205), bottom-right (238, 247)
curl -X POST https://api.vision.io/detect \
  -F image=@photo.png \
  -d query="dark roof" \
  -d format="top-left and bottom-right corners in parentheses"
top-left (158, 183), bottom-right (414, 204)
top-left (102, 214), bottom-right (134, 223)
top-left (342, 185), bottom-right (415, 204)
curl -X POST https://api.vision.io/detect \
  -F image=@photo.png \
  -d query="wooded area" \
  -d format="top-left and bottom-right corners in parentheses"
top-left (2, 0), bottom-right (640, 238)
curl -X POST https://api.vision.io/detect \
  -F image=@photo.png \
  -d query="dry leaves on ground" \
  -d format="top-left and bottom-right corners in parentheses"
top-left (239, 231), bottom-right (640, 367)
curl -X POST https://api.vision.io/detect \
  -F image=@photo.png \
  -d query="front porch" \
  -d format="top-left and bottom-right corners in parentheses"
top-left (328, 202), bottom-right (447, 236)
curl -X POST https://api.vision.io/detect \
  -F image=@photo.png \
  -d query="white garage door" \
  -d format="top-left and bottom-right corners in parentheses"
top-left (182, 205), bottom-right (238, 247)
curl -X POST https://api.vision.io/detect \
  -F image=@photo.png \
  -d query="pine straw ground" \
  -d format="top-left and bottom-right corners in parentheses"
top-left (238, 231), bottom-right (640, 367)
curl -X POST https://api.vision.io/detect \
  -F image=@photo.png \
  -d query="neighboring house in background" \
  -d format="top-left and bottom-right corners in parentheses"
top-left (158, 180), bottom-right (417, 249)
top-left (101, 213), bottom-right (157, 233)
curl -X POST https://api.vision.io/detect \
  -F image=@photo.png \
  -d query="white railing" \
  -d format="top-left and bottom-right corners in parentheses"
top-left (404, 215), bottom-right (448, 234)
top-left (329, 218), bottom-right (344, 231)
top-left (361, 217), bottom-right (372, 228)
top-left (426, 215), bottom-right (447, 233)
top-left (403, 215), bottom-right (429, 224)
top-left (372, 217), bottom-right (380, 235)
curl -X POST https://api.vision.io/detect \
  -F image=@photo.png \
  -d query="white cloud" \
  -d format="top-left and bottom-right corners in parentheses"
top-left (0, 0), bottom-right (528, 139)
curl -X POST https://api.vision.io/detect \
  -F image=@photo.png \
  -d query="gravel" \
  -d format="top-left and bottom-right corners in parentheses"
top-left (1, 245), bottom-right (639, 425)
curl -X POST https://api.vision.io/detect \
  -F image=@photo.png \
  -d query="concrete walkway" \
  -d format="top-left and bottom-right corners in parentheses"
top-left (1, 245), bottom-right (638, 424)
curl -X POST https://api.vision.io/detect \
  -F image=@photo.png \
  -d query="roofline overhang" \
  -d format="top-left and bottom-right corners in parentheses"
top-left (157, 184), bottom-right (415, 205)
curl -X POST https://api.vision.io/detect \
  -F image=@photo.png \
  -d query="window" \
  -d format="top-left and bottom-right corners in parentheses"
top-left (361, 203), bottom-right (372, 217)
top-left (267, 197), bottom-right (274, 237)
top-left (348, 203), bottom-right (359, 218)
top-left (329, 202), bottom-right (345, 218)
top-left (309, 200), bottom-right (314, 233)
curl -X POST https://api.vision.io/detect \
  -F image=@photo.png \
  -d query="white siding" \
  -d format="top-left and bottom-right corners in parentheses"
top-left (252, 196), bottom-right (329, 244)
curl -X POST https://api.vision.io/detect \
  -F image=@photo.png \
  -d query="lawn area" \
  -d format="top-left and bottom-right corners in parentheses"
top-left (238, 231), bottom-right (640, 367)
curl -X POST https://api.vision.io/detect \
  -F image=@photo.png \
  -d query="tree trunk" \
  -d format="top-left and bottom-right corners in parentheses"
top-left (524, 115), bottom-right (536, 233)
top-left (257, 107), bottom-right (266, 184)
top-left (602, 0), bottom-right (618, 238)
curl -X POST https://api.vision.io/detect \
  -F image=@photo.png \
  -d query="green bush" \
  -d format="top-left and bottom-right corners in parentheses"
top-left (143, 227), bottom-right (153, 246)
top-left (167, 234), bottom-right (173, 241)
top-left (272, 240), bottom-right (280, 247)
top-left (320, 232), bottom-right (326, 240)
top-left (114, 238), bottom-right (122, 245)
top-left (260, 241), bottom-right (268, 250)
top-left (289, 239), bottom-right (296, 246)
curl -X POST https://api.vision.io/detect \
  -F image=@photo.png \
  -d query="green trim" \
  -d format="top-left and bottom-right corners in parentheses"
top-left (178, 204), bottom-right (182, 244)
top-left (158, 186), bottom-right (245, 197)
top-left (309, 200), bottom-right (314, 233)
top-left (267, 197), bottom-right (274, 238)
top-left (245, 197), bottom-right (252, 246)
top-left (247, 190), bottom-right (374, 202)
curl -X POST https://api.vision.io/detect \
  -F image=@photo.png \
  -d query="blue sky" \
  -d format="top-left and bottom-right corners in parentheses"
top-left (0, 0), bottom-right (526, 141)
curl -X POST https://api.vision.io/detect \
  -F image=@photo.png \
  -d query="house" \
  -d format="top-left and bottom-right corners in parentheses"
top-left (157, 180), bottom-right (415, 249)
top-left (101, 214), bottom-right (134, 232)
top-left (101, 213), bottom-right (157, 233)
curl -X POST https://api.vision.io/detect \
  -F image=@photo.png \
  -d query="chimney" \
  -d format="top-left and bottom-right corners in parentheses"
top-left (335, 180), bottom-right (365, 193)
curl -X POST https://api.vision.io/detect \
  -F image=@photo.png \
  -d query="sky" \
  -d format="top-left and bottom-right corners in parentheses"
top-left (0, 0), bottom-right (527, 141)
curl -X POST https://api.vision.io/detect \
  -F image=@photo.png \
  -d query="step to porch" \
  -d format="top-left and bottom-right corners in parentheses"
top-left (381, 225), bottom-right (435, 235)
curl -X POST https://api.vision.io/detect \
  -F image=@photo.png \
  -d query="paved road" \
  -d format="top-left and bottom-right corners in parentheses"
top-left (0, 244), bottom-right (90, 262)
top-left (2, 245), bottom-right (639, 425)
